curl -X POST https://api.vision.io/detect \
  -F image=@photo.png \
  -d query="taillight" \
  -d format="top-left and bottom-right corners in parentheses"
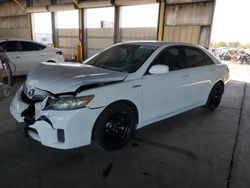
top-left (226, 66), bottom-right (230, 73)
top-left (56, 51), bottom-right (63, 55)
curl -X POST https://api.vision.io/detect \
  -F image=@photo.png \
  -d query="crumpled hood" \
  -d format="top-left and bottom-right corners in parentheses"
top-left (26, 62), bottom-right (128, 94)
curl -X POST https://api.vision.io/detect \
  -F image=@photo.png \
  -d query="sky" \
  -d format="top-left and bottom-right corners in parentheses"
top-left (86, 7), bottom-right (114, 28)
top-left (32, 12), bottom-right (52, 33)
top-left (211, 0), bottom-right (250, 44)
top-left (120, 4), bottom-right (159, 28)
top-left (33, 4), bottom-right (159, 31)
top-left (86, 4), bottom-right (159, 28)
top-left (32, 10), bottom-right (79, 34)
top-left (56, 10), bottom-right (79, 28)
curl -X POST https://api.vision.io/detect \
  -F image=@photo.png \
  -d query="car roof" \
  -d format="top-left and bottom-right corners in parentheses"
top-left (118, 41), bottom-right (202, 48)
top-left (0, 38), bottom-right (44, 44)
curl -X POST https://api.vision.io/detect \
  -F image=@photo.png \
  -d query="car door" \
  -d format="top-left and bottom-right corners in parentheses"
top-left (0, 41), bottom-right (24, 76)
top-left (182, 46), bottom-right (216, 106)
top-left (142, 46), bottom-right (191, 123)
top-left (19, 41), bottom-right (46, 74)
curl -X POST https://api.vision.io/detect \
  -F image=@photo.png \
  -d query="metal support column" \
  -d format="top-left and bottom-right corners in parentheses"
top-left (82, 9), bottom-right (88, 60)
top-left (207, 0), bottom-right (217, 49)
top-left (51, 12), bottom-right (58, 47)
top-left (26, 0), bottom-right (33, 40)
top-left (27, 13), bottom-right (33, 40)
top-left (114, 6), bottom-right (120, 44)
top-left (78, 8), bottom-right (84, 62)
top-left (157, 0), bottom-right (166, 41)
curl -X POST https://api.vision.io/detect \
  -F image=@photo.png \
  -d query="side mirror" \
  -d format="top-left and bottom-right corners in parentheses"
top-left (149, 64), bottom-right (169, 75)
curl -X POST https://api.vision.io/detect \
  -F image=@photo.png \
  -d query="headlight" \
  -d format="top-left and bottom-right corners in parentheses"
top-left (47, 95), bottom-right (94, 110)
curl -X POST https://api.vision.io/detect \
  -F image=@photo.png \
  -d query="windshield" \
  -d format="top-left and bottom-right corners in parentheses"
top-left (85, 44), bottom-right (157, 73)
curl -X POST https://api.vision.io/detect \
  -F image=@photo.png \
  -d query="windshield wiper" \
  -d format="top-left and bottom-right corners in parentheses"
top-left (99, 65), bottom-right (128, 73)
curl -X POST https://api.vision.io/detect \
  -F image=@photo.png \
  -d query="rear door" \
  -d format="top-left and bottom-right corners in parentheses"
top-left (182, 46), bottom-right (216, 106)
top-left (142, 46), bottom-right (191, 123)
top-left (0, 41), bottom-right (24, 75)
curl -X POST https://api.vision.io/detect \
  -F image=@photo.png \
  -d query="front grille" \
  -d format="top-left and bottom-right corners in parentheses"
top-left (28, 127), bottom-right (38, 135)
top-left (31, 95), bottom-right (46, 101)
top-left (21, 103), bottom-right (35, 125)
top-left (21, 90), bottom-right (45, 104)
top-left (20, 86), bottom-right (51, 127)
top-left (21, 91), bottom-right (35, 104)
top-left (57, 129), bottom-right (65, 143)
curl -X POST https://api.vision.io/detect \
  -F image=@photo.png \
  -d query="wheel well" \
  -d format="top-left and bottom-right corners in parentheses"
top-left (102, 100), bottom-right (139, 124)
top-left (91, 100), bottom-right (139, 141)
top-left (47, 60), bottom-right (56, 63)
top-left (215, 80), bottom-right (224, 92)
top-left (115, 100), bottom-right (139, 124)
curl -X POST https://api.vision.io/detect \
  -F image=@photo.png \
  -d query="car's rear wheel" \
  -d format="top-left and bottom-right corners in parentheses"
top-left (92, 102), bottom-right (137, 151)
top-left (205, 82), bottom-right (224, 111)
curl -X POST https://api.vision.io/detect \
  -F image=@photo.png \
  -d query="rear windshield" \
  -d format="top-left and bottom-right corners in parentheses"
top-left (85, 44), bottom-right (157, 73)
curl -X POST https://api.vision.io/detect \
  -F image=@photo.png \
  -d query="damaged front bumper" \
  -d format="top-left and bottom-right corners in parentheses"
top-left (10, 85), bottom-right (104, 149)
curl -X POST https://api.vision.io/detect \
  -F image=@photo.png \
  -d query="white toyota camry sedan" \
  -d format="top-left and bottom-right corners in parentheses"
top-left (10, 42), bottom-right (230, 151)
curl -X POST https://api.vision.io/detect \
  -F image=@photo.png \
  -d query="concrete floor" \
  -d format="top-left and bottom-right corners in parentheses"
top-left (0, 63), bottom-right (249, 188)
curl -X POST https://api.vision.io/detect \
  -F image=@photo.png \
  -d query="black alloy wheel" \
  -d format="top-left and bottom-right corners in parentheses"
top-left (93, 102), bottom-right (137, 151)
top-left (104, 112), bottom-right (130, 144)
top-left (206, 83), bottom-right (224, 111)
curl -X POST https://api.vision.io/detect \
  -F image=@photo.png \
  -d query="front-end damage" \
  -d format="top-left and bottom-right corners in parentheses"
top-left (10, 62), bottom-right (130, 149)
top-left (10, 83), bottom-right (104, 149)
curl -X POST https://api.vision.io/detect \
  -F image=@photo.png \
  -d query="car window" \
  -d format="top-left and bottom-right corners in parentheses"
top-left (0, 41), bottom-right (21, 52)
top-left (184, 47), bottom-right (214, 68)
top-left (85, 44), bottom-right (156, 73)
top-left (152, 47), bottom-right (185, 71)
top-left (37, 43), bottom-right (46, 50)
top-left (20, 41), bottom-right (45, 51)
top-left (96, 47), bottom-right (128, 67)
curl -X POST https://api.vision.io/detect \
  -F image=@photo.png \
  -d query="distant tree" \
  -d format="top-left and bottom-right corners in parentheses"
top-left (238, 44), bottom-right (246, 49)
top-left (244, 42), bottom-right (250, 48)
top-left (228, 41), bottom-right (241, 48)
top-left (211, 41), bottom-right (228, 48)
top-left (211, 41), bottom-right (250, 49)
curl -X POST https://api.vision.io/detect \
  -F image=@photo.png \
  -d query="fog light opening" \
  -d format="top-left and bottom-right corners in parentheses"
top-left (57, 129), bottom-right (65, 143)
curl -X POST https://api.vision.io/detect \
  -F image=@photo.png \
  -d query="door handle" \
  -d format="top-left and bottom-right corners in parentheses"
top-left (212, 67), bottom-right (218, 71)
top-left (12, 56), bottom-right (20, 59)
top-left (39, 54), bottom-right (46, 56)
top-left (181, 74), bottom-right (189, 78)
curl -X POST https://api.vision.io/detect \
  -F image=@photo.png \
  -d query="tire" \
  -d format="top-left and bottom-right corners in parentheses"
top-left (205, 83), bottom-right (224, 111)
top-left (92, 102), bottom-right (137, 151)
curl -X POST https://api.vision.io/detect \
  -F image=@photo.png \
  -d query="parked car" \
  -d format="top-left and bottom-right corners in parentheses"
top-left (0, 39), bottom-right (64, 75)
top-left (10, 42), bottom-right (230, 151)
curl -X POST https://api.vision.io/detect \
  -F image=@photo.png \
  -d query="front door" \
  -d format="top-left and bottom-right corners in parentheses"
top-left (142, 46), bottom-right (190, 123)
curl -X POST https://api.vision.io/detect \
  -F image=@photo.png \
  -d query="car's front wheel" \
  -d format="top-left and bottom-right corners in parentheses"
top-left (205, 82), bottom-right (224, 111)
top-left (92, 102), bottom-right (137, 151)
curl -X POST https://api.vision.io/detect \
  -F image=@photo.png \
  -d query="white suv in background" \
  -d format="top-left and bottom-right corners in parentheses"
top-left (0, 39), bottom-right (64, 76)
